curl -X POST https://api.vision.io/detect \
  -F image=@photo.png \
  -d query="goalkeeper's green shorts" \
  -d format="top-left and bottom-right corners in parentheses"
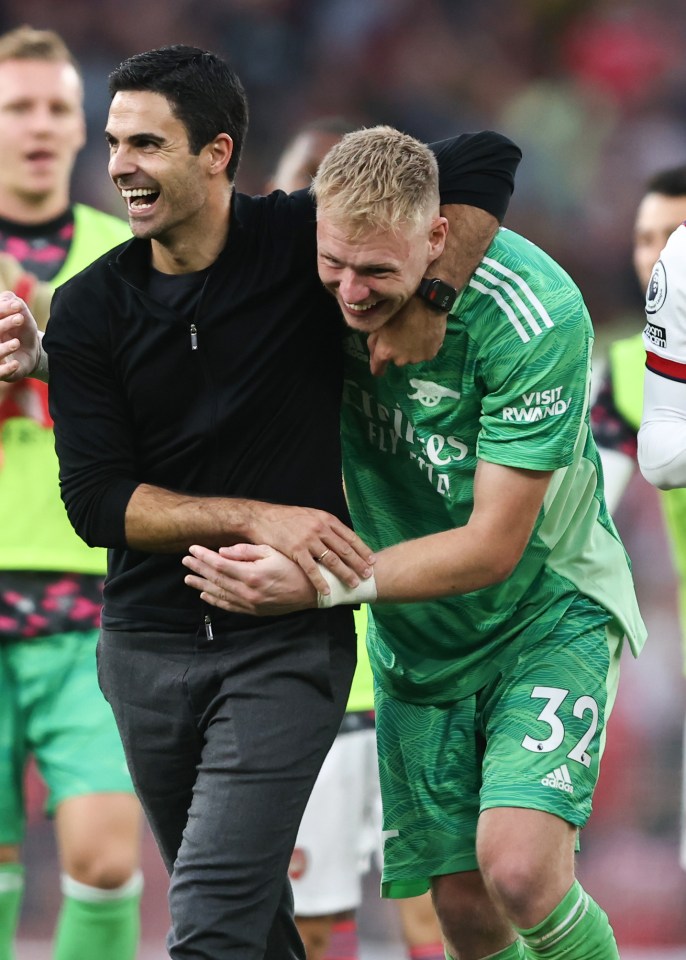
top-left (375, 598), bottom-right (622, 898)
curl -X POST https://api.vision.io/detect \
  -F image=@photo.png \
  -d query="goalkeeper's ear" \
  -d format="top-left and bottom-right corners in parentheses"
top-left (0, 252), bottom-right (52, 332)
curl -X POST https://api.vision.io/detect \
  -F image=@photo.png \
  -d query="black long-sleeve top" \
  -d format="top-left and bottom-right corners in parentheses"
top-left (43, 131), bottom-right (521, 633)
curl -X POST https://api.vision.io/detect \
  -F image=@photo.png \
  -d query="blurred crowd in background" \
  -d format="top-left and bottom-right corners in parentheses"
top-left (2, 0), bottom-right (686, 951)
top-left (2, 0), bottom-right (686, 337)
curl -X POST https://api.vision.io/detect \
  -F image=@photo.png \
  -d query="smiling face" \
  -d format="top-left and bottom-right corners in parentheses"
top-left (316, 213), bottom-right (448, 333)
top-left (106, 89), bottom-right (230, 253)
top-left (0, 58), bottom-right (85, 221)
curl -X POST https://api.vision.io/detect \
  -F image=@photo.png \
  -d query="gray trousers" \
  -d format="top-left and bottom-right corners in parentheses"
top-left (97, 608), bottom-right (355, 959)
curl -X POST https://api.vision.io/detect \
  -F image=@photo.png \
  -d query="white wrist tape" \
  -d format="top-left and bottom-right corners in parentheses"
top-left (316, 567), bottom-right (377, 608)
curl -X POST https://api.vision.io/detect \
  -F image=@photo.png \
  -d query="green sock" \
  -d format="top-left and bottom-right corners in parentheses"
top-left (515, 880), bottom-right (619, 959)
top-left (53, 871), bottom-right (142, 960)
top-left (445, 939), bottom-right (526, 960)
top-left (0, 864), bottom-right (24, 960)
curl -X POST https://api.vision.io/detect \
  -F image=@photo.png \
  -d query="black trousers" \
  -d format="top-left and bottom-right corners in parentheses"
top-left (97, 608), bottom-right (355, 960)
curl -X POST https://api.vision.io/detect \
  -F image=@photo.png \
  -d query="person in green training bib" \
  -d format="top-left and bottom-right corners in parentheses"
top-left (182, 126), bottom-right (647, 960)
top-left (0, 27), bottom-right (141, 960)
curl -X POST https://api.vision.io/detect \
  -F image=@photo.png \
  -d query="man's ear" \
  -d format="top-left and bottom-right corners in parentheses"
top-left (428, 215), bottom-right (449, 261)
top-left (206, 133), bottom-right (234, 177)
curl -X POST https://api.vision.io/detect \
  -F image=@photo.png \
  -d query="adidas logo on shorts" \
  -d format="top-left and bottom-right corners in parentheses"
top-left (541, 763), bottom-right (574, 794)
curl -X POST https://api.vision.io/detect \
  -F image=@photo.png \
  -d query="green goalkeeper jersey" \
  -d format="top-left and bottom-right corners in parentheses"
top-left (341, 227), bottom-right (646, 705)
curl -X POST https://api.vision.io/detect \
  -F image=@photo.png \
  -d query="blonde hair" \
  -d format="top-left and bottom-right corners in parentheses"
top-left (0, 25), bottom-right (80, 74)
top-left (312, 125), bottom-right (439, 237)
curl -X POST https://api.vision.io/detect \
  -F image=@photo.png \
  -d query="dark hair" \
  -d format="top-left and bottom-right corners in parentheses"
top-left (108, 45), bottom-right (248, 181)
top-left (645, 165), bottom-right (686, 198)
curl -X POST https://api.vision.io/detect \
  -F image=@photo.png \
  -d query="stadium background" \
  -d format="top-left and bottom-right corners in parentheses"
top-left (1, 0), bottom-right (685, 953)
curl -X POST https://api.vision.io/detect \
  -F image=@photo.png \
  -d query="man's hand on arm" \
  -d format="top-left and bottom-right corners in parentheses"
top-left (0, 294), bottom-right (45, 382)
top-left (126, 484), bottom-right (375, 594)
top-left (182, 461), bottom-right (551, 612)
top-left (246, 500), bottom-right (375, 592)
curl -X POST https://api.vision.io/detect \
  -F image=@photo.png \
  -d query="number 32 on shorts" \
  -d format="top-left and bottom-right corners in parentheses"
top-left (521, 686), bottom-right (599, 768)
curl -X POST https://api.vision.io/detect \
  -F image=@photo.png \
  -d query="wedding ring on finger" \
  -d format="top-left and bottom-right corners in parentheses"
top-left (316, 548), bottom-right (331, 563)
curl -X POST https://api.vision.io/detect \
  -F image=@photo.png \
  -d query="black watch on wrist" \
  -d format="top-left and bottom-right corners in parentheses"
top-left (415, 277), bottom-right (458, 313)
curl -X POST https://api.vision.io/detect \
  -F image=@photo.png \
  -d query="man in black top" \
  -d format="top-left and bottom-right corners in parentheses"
top-left (0, 45), bottom-right (520, 959)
